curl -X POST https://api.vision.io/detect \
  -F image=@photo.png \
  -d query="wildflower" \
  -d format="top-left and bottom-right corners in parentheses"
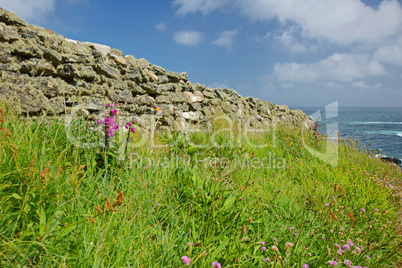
top-left (188, 242), bottom-right (193, 246)
top-left (264, 257), bottom-right (270, 262)
top-left (337, 249), bottom-right (343, 256)
top-left (202, 251), bottom-right (206, 256)
top-left (373, 208), bottom-right (379, 212)
top-left (271, 246), bottom-right (278, 251)
top-left (212, 261), bottom-right (221, 268)
top-left (273, 238), bottom-right (277, 242)
top-left (292, 232), bottom-right (297, 237)
top-left (328, 260), bottom-right (338, 266)
top-left (343, 244), bottom-right (351, 251)
top-left (181, 256), bottom-right (190, 266)
top-left (260, 241), bottom-right (265, 246)
top-left (111, 109), bottom-right (117, 116)
top-left (322, 237), bottom-right (326, 240)
top-left (290, 227), bottom-right (295, 231)
top-left (361, 208), bottom-right (366, 212)
top-left (334, 243), bottom-right (341, 249)
top-left (286, 243), bottom-right (293, 249)
top-left (355, 247), bottom-right (361, 253)
top-left (344, 259), bottom-right (352, 267)
top-left (347, 239), bottom-right (354, 247)
top-left (302, 264), bottom-right (309, 268)
top-left (325, 203), bottom-right (330, 207)
top-left (97, 120), bottom-right (104, 124)
top-left (262, 247), bottom-right (266, 251)
top-left (106, 104), bottom-right (110, 107)
top-left (365, 255), bottom-right (370, 259)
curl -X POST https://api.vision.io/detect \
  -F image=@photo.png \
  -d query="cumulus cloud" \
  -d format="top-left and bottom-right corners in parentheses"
top-left (155, 23), bottom-right (167, 32)
top-left (352, 81), bottom-right (382, 89)
top-left (373, 37), bottom-right (402, 66)
top-left (173, 30), bottom-right (203, 46)
top-left (0, 0), bottom-right (56, 22)
top-left (174, 0), bottom-right (402, 45)
top-left (174, 0), bottom-right (230, 15)
top-left (274, 53), bottom-right (386, 82)
top-left (212, 29), bottom-right (240, 51)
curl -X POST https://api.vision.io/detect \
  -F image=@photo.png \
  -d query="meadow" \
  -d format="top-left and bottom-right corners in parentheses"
top-left (0, 101), bottom-right (401, 267)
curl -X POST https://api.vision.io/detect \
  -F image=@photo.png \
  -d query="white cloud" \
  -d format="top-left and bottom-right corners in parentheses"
top-left (175, 0), bottom-right (402, 46)
top-left (210, 80), bottom-right (230, 89)
top-left (174, 0), bottom-right (230, 15)
top-left (373, 37), bottom-right (402, 66)
top-left (212, 29), bottom-right (239, 51)
top-left (352, 81), bottom-right (382, 89)
top-left (0, 0), bottom-right (55, 22)
top-left (271, 26), bottom-right (316, 53)
top-left (173, 30), bottom-right (203, 46)
top-left (280, 83), bottom-right (295, 89)
top-left (274, 53), bottom-right (386, 82)
top-left (155, 23), bottom-right (167, 32)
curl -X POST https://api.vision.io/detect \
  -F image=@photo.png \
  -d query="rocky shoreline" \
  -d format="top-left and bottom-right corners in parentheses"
top-left (0, 8), bottom-right (312, 133)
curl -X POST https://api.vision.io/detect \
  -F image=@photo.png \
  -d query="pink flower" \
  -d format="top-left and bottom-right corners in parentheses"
top-left (361, 208), bottom-right (366, 212)
top-left (292, 232), bottom-right (297, 237)
top-left (264, 258), bottom-right (270, 262)
top-left (181, 256), bottom-right (190, 266)
top-left (131, 128), bottom-right (135, 133)
top-left (111, 109), bottom-right (117, 116)
top-left (355, 247), bottom-right (362, 253)
top-left (97, 120), bottom-right (104, 124)
top-left (322, 237), bottom-right (326, 240)
top-left (262, 247), bottom-right (266, 251)
top-left (343, 259), bottom-right (352, 267)
top-left (106, 104), bottom-right (111, 107)
top-left (273, 238), bottom-right (277, 242)
top-left (290, 227), bottom-right (295, 231)
top-left (337, 249), bottom-right (343, 256)
top-left (325, 203), bottom-right (330, 207)
top-left (212, 261), bottom-right (221, 268)
top-left (188, 242), bottom-right (193, 246)
top-left (260, 241), bottom-right (265, 245)
top-left (328, 260), bottom-right (338, 266)
top-left (334, 243), bottom-right (341, 249)
top-left (343, 244), bottom-right (351, 251)
top-left (302, 264), bottom-right (309, 268)
top-left (347, 239), bottom-right (354, 247)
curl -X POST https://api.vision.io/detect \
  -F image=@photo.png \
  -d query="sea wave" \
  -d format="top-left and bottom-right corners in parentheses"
top-left (347, 121), bottom-right (402, 125)
top-left (397, 133), bottom-right (402, 138)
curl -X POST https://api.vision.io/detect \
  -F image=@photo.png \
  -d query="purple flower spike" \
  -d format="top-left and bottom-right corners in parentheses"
top-left (212, 261), bottom-right (221, 268)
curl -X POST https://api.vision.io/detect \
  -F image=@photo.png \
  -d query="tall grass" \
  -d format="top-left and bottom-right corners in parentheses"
top-left (0, 103), bottom-right (401, 267)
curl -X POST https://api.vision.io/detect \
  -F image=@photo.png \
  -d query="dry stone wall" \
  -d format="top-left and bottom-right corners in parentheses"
top-left (0, 8), bottom-right (312, 133)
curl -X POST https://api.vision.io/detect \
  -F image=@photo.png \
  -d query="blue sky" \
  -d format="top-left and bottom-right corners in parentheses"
top-left (1, 0), bottom-right (402, 107)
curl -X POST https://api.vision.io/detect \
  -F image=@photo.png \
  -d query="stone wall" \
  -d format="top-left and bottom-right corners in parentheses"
top-left (0, 8), bottom-right (312, 133)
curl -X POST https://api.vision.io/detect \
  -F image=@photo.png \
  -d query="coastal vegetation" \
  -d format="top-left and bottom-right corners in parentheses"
top-left (0, 101), bottom-right (401, 267)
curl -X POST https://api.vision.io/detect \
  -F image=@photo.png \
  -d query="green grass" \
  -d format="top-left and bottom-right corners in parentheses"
top-left (0, 103), bottom-right (401, 268)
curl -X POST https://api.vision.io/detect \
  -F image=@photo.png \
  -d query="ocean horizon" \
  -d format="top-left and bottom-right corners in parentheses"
top-left (296, 106), bottom-right (402, 161)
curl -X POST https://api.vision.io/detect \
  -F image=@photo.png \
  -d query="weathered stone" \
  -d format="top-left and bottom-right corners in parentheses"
top-left (134, 95), bottom-right (155, 106)
top-left (0, 7), bottom-right (313, 134)
top-left (58, 64), bottom-right (78, 78)
top-left (0, 23), bottom-right (19, 42)
top-left (43, 50), bottom-right (62, 65)
top-left (95, 63), bottom-right (119, 79)
top-left (79, 65), bottom-right (97, 81)
top-left (20, 58), bottom-right (55, 76)
top-left (0, 8), bottom-right (26, 26)
top-left (182, 112), bottom-right (200, 121)
top-left (169, 92), bottom-right (187, 103)
top-left (156, 95), bottom-right (171, 104)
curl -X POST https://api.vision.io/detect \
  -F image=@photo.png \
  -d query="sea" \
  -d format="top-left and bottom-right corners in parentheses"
top-left (296, 107), bottom-right (402, 162)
